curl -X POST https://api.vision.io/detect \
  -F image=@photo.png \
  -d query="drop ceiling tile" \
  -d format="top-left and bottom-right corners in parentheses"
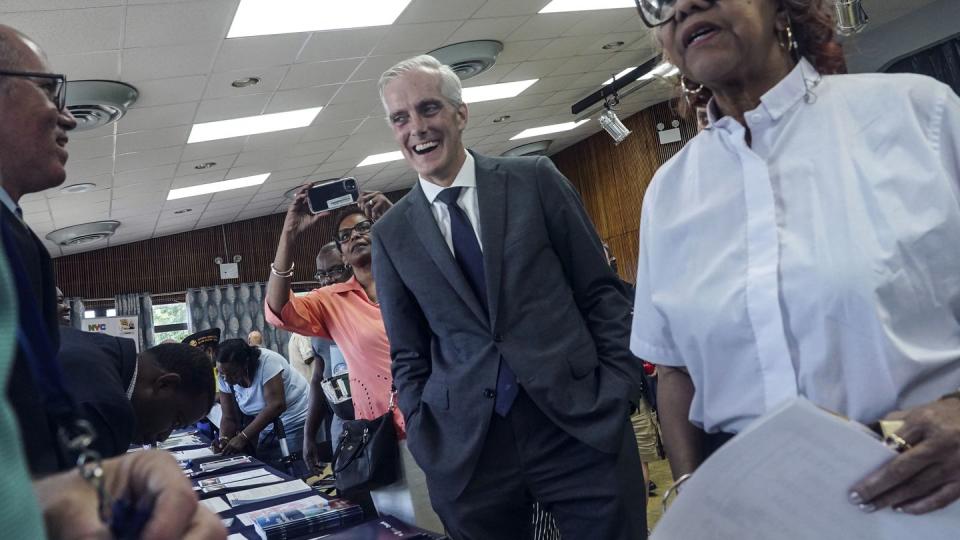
top-left (51, 200), bottom-right (110, 219)
top-left (281, 59), bottom-right (363, 90)
top-left (269, 165), bottom-right (323, 182)
top-left (529, 36), bottom-right (608, 61)
top-left (504, 58), bottom-right (566, 81)
top-left (497, 39), bottom-right (552, 64)
top-left (1, 7), bottom-right (123, 55)
top-left (116, 146), bottom-right (183, 172)
top-left (117, 125), bottom-right (191, 154)
top-left (204, 66), bottom-right (288, 100)
top-left (297, 28), bottom-right (388, 63)
top-left (212, 187), bottom-right (258, 202)
top-left (181, 141), bottom-right (246, 166)
top-left (114, 164), bottom-right (177, 186)
top-left (66, 135), bottom-right (116, 161)
top-left (19, 198), bottom-right (50, 213)
top-left (132, 76), bottom-right (207, 108)
top-left (313, 102), bottom-right (374, 124)
top-left (444, 16), bottom-right (529, 44)
top-left (0, 0), bottom-right (123, 10)
top-left (530, 73), bottom-right (590, 93)
top-left (240, 128), bottom-right (308, 152)
top-left (456, 61), bottom-right (517, 85)
top-left (594, 49), bottom-right (657, 73)
top-left (371, 21), bottom-right (462, 55)
top-left (170, 170), bottom-right (229, 189)
top-left (47, 178), bottom-right (114, 200)
top-left (113, 178), bottom-right (172, 198)
top-left (562, 9), bottom-right (641, 37)
top-left (214, 33), bottom-right (309, 73)
top-left (122, 42), bottom-right (220, 82)
top-left (111, 203), bottom-right (163, 220)
top-left (123, 0), bottom-right (236, 48)
top-left (194, 93), bottom-right (271, 124)
top-left (117, 102), bottom-right (198, 134)
top-left (506, 12), bottom-right (584, 42)
top-left (263, 85), bottom-right (339, 114)
top-left (50, 51), bottom-right (122, 80)
top-left (474, 0), bottom-right (550, 18)
top-left (397, 0), bottom-right (486, 23)
top-left (327, 80), bottom-right (379, 106)
top-left (65, 156), bottom-right (114, 180)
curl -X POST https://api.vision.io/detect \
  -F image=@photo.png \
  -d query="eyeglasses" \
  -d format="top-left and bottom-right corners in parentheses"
top-left (635, 0), bottom-right (677, 28)
top-left (0, 70), bottom-right (68, 111)
top-left (334, 220), bottom-right (373, 244)
top-left (314, 265), bottom-right (347, 282)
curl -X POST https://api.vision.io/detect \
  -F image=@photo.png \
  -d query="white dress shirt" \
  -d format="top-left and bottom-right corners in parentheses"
top-left (630, 59), bottom-right (960, 434)
top-left (418, 151), bottom-right (483, 253)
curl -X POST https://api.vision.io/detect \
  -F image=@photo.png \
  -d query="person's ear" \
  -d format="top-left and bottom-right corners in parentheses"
top-left (154, 372), bottom-right (182, 395)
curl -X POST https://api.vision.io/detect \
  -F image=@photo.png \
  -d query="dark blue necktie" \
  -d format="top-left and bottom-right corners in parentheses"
top-left (437, 187), bottom-right (517, 416)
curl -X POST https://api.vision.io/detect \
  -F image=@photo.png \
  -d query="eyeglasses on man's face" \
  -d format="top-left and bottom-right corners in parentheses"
top-left (635, 0), bottom-right (678, 27)
top-left (335, 220), bottom-right (373, 244)
top-left (314, 265), bottom-right (347, 282)
top-left (0, 70), bottom-right (68, 111)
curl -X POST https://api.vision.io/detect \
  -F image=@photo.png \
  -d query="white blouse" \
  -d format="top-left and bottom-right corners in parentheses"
top-left (630, 59), bottom-right (960, 434)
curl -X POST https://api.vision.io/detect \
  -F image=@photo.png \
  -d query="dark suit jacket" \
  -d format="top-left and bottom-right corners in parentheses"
top-left (1, 203), bottom-right (64, 473)
top-left (372, 152), bottom-right (644, 497)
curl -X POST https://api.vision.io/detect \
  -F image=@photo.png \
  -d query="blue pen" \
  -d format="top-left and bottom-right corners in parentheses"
top-left (110, 498), bottom-right (152, 540)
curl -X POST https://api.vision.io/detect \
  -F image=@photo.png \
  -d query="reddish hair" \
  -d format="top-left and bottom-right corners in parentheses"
top-left (682, 0), bottom-right (847, 111)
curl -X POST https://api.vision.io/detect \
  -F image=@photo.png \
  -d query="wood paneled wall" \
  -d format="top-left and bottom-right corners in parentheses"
top-left (55, 190), bottom-right (406, 299)
top-left (552, 99), bottom-right (695, 283)
top-left (56, 99), bottom-right (693, 300)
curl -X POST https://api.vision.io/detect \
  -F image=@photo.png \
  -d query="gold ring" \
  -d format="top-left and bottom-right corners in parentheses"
top-left (885, 433), bottom-right (911, 453)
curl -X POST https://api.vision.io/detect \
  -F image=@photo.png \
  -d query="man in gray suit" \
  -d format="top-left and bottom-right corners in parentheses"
top-left (371, 55), bottom-right (647, 540)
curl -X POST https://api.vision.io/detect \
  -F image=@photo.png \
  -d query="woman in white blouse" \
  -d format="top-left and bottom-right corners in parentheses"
top-left (630, 0), bottom-right (960, 514)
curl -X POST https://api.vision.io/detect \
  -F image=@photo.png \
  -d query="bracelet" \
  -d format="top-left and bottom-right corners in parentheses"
top-left (238, 431), bottom-right (250, 443)
top-left (270, 261), bottom-right (295, 278)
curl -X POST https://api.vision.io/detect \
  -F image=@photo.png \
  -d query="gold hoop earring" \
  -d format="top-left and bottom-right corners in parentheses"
top-left (680, 76), bottom-right (705, 108)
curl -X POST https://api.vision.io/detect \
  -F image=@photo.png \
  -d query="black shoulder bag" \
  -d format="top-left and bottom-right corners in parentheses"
top-left (332, 388), bottom-right (400, 492)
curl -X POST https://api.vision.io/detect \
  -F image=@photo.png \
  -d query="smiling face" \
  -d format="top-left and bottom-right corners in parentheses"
top-left (656, 0), bottom-right (786, 90)
top-left (0, 28), bottom-right (76, 201)
top-left (383, 68), bottom-right (468, 187)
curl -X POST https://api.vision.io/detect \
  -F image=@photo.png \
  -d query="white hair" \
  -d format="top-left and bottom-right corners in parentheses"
top-left (378, 54), bottom-right (463, 114)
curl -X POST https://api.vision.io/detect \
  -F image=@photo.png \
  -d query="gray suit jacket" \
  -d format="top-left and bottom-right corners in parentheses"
top-left (372, 152), bottom-right (644, 497)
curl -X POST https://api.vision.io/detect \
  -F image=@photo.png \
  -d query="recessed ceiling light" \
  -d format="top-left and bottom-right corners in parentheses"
top-left (194, 162), bottom-right (217, 170)
top-left (602, 41), bottom-right (625, 50)
top-left (187, 107), bottom-right (322, 144)
top-left (603, 67), bottom-right (637, 86)
top-left (539, 0), bottom-right (634, 13)
top-left (462, 79), bottom-right (538, 104)
top-left (231, 76), bottom-right (261, 88)
top-left (357, 151), bottom-right (404, 167)
top-left (493, 115), bottom-right (511, 123)
top-left (228, 0), bottom-right (413, 38)
top-left (59, 183), bottom-right (96, 194)
top-left (167, 173), bottom-right (270, 200)
top-left (511, 120), bottom-right (590, 140)
top-left (173, 208), bottom-right (193, 214)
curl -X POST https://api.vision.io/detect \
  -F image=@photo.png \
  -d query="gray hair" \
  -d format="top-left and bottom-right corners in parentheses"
top-left (378, 54), bottom-right (463, 114)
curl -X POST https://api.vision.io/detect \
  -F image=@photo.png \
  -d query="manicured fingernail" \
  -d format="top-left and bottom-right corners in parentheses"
top-left (858, 503), bottom-right (876, 513)
top-left (848, 491), bottom-right (863, 504)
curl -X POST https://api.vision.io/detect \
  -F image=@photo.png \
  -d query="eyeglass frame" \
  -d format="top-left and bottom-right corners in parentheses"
top-left (314, 264), bottom-right (348, 282)
top-left (334, 219), bottom-right (373, 245)
top-left (635, 0), bottom-right (677, 28)
top-left (0, 69), bottom-right (68, 111)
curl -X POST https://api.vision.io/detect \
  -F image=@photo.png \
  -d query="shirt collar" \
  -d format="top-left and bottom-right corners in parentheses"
top-left (0, 186), bottom-right (21, 218)
top-left (327, 275), bottom-right (363, 294)
top-left (418, 151), bottom-right (476, 204)
top-left (705, 58), bottom-right (819, 128)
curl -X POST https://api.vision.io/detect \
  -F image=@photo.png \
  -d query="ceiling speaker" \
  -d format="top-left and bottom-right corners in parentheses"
top-left (46, 221), bottom-right (120, 246)
top-left (65, 80), bottom-right (139, 132)
top-left (428, 40), bottom-right (503, 80)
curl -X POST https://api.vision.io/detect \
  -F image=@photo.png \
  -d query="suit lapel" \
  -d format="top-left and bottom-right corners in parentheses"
top-left (405, 183), bottom-right (487, 322)
top-left (474, 153), bottom-right (506, 331)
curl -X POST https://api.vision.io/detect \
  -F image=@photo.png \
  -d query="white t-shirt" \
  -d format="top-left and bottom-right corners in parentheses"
top-left (218, 347), bottom-right (310, 432)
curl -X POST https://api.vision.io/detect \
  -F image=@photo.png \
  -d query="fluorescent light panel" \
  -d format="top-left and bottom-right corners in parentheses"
top-left (511, 120), bottom-right (590, 140)
top-left (188, 107), bottom-right (322, 144)
top-left (228, 0), bottom-right (413, 38)
top-left (357, 151), bottom-right (404, 167)
top-left (540, 0), bottom-right (634, 13)
top-left (603, 67), bottom-right (637, 86)
top-left (462, 79), bottom-right (538, 104)
top-left (167, 174), bottom-right (270, 200)
top-left (641, 62), bottom-right (679, 80)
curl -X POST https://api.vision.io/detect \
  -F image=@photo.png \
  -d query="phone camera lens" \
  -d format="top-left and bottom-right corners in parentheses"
top-left (345, 179), bottom-right (357, 190)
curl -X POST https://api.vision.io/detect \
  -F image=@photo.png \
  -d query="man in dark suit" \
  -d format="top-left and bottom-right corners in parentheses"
top-left (0, 24), bottom-right (78, 473)
top-left (371, 55), bottom-right (647, 539)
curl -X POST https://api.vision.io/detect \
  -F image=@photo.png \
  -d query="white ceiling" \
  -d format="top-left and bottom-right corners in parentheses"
top-left (3, 0), bottom-right (937, 257)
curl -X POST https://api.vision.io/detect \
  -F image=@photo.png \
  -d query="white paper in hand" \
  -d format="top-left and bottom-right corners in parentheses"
top-left (652, 398), bottom-right (960, 540)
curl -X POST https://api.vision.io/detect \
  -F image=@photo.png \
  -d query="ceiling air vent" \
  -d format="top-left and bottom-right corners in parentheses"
top-left (65, 80), bottom-right (139, 132)
top-left (502, 140), bottom-right (552, 157)
top-left (428, 40), bottom-right (503, 80)
top-left (46, 221), bottom-right (120, 247)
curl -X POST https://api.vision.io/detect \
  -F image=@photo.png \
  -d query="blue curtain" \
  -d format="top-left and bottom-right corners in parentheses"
top-left (114, 293), bottom-right (155, 349)
top-left (185, 283), bottom-right (287, 356)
